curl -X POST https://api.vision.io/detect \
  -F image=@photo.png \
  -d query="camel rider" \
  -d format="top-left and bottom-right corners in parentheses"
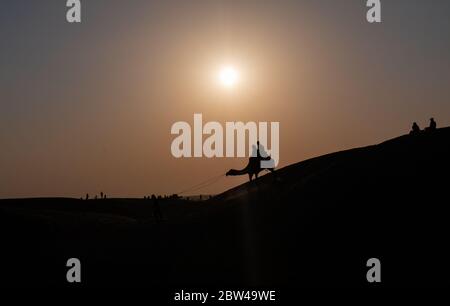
top-left (256, 141), bottom-right (270, 161)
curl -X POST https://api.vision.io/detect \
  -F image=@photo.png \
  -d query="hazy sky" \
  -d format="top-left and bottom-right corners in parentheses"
top-left (1, 0), bottom-right (450, 198)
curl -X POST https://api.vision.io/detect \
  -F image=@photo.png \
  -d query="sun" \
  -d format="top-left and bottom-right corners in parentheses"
top-left (218, 66), bottom-right (240, 88)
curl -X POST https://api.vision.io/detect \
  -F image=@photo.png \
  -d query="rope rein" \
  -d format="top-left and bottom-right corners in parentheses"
top-left (177, 173), bottom-right (226, 195)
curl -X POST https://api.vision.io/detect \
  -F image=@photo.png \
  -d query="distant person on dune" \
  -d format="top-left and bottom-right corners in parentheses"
top-left (410, 122), bottom-right (421, 135)
top-left (425, 118), bottom-right (437, 132)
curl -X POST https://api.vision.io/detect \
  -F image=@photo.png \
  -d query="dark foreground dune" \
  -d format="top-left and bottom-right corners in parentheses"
top-left (1, 128), bottom-right (449, 288)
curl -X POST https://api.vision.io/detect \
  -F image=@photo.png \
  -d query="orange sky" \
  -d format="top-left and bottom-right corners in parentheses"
top-left (1, 1), bottom-right (450, 198)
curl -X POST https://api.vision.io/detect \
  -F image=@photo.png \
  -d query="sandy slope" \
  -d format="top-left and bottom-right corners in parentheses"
top-left (1, 128), bottom-right (449, 287)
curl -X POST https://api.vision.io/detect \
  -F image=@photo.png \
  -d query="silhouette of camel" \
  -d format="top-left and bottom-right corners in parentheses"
top-left (226, 142), bottom-right (275, 181)
top-left (226, 156), bottom-right (275, 181)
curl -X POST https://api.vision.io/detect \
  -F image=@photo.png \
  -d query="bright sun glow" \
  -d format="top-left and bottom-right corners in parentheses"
top-left (218, 66), bottom-right (240, 88)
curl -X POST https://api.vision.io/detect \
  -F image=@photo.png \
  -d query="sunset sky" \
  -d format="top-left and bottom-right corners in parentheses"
top-left (1, 0), bottom-right (450, 198)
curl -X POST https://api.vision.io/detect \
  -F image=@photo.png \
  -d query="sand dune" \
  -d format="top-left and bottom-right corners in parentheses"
top-left (1, 128), bottom-right (449, 287)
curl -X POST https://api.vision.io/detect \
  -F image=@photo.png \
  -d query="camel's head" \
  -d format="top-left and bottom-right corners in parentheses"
top-left (226, 169), bottom-right (239, 176)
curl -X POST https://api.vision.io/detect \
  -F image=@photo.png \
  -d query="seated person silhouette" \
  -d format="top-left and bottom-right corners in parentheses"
top-left (425, 118), bottom-right (437, 132)
top-left (410, 122), bottom-right (421, 135)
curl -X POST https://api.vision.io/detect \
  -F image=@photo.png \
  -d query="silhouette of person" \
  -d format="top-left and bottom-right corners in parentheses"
top-left (257, 141), bottom-right (272, 158)
top-left (151, 194), bottom-right (163, 222)
top-left (251, 141), bottom-right (266, 158)
top-left (429, 118), bottom-right (437, 131)
top-left (256, 141), bottom-right (275, 169)
top-left (410, 122), bottom-right (421, 135)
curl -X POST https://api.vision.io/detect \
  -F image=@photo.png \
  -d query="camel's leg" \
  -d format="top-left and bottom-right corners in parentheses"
top-left (248, 173), bottom-right (253, 182)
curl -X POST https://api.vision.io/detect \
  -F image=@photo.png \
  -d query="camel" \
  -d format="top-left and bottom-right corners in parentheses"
top-left (226, 156), bottom-right (275, 182)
